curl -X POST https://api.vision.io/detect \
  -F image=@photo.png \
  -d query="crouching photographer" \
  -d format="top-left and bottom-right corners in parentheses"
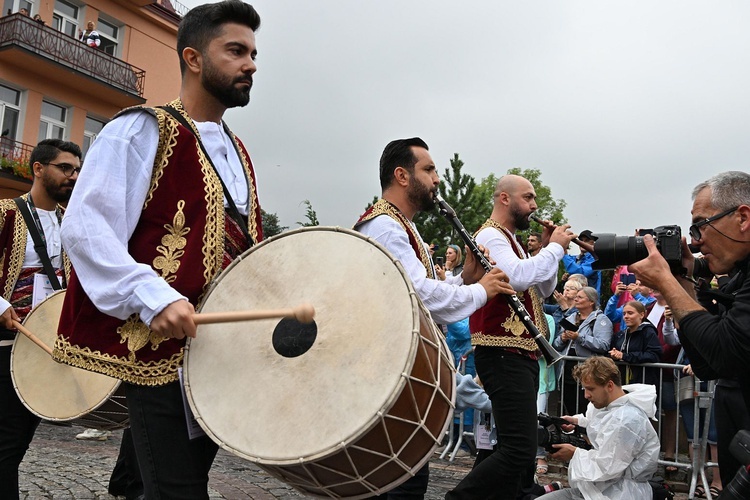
top-left (538, 356), bottom-right (660, 499)
top-left (629, 171), bottom-right (750, 489)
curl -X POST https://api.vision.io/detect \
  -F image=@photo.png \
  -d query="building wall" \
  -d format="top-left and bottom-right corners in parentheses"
top-left (1, 0), bottom-right (180, 154)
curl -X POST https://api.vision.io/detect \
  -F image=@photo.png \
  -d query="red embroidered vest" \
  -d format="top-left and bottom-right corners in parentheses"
top-left (53, 101), bottom-right (263, 386)
top-left (354, 199), bottom-right (434, 279)
top-left (470, 220), bottom-right (548, 360)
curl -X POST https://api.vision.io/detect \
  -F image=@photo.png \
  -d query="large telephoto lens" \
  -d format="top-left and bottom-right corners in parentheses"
top-left (591, 234), bottom-right (647, 270)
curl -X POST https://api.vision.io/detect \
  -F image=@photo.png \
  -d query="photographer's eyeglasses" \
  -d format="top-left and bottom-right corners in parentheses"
top-left (44, 162), bottom-right (82, 177)
top-left (688, 206), bottom-right (738, 241)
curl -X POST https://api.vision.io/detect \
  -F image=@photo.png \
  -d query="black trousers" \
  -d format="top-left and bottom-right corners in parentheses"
top-left (125, 381), bottom-right (218, 499)
top-left (0, 345), bottom-right (41, 500)
top-left (715, 383), bottom-right (750, 487)
top-left (446, 348), bottom-right (538, 500)
top-left (108, 427), bottom-right (144, 498)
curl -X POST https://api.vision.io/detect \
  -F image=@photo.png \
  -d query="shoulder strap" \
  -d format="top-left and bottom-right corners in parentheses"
top-left (157, 105), bottom-right (254, 246)
top-left (12, 197), bottom-right (63, 290)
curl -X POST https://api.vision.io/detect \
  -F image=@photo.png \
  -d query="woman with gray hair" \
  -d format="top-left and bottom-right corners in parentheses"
top-left (553, 286), bottom-right (613, 415)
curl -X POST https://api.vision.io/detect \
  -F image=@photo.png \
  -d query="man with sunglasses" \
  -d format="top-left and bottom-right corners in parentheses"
top-left (0, 139), bottom-right (80, 499)
top-left (630, 170), bottom-right (750, 488)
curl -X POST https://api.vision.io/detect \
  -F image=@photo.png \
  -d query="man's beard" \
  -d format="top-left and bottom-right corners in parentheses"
top-left (43, 172), bottom-right (73, 204)
top-left (202, 57), bottom-right (252, 109)
top-left (407, 176), bottom-right (436, 212)
top-left (510, 202), bottom-right (531, 230)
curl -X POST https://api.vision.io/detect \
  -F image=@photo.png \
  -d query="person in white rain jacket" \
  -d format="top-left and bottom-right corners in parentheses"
top-left (540, 356), bottom-right (660, 500)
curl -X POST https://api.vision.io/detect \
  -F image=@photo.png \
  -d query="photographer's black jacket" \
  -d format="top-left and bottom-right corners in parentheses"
top-left (678, 257), bottom-right (750, 414)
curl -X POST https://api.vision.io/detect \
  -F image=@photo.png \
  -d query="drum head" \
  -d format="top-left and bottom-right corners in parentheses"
top-left (11, 290), bottom-right (121, 422)
top-left (184, 227), bottom-right (420, 465)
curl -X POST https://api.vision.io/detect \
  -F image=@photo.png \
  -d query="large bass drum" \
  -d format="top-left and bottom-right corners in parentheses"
top-left (184, 226), bottom-right (455, 498)
top-left (11, 290), bottom-right (128, 430)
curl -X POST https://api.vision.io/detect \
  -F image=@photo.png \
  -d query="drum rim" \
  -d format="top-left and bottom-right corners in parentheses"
top-left (10, 290), bottom-right (123, 423)
top-left (184, 226), bottom-right (424, 465)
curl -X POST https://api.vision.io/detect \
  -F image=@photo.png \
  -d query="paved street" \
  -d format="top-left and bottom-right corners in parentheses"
top-left (21, 423), bottom-right (693, 499)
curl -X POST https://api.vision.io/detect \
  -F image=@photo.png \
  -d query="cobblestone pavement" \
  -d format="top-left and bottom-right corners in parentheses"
top-left (21, 423), bottom-right (694, 499)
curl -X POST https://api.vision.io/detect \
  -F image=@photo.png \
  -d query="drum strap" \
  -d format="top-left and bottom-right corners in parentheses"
top-left (158, 105), bottom-right (254, 248)
top-left (13, 197), bottom-right (64, 291)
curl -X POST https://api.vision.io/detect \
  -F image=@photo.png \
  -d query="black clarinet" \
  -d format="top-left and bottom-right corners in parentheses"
top-left (434, 195), bottom-right (562, 366)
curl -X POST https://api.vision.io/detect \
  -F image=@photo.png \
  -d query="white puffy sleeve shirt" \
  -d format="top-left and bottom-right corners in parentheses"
top-left (357, 216), bottom-right (486, 325)
top-left (475, 226), bottom-right (562, 298)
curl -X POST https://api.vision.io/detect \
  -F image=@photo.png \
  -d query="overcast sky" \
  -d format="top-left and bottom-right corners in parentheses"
top-left (182, 0), bottom-right (750, 241)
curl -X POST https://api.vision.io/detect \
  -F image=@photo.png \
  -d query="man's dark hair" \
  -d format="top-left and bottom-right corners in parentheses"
top-left (29, 139), bottom-right (82, 170)
top-left (529, 232), bottom-right (541, 240)
top-left (177, 0), bottom-right (261, 75)
top-left (379, 137), bottom-right (429, 190)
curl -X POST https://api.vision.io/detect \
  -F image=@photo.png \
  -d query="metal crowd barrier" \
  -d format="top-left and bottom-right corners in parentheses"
top-left (440, 348), bottom-right (475, 461)
top-left (558, 355), bottom-right (718, 500)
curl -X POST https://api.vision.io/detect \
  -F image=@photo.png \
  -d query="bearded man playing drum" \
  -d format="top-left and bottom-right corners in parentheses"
top-left (355, 137), bottom-right (514, 499)
top-left (447, 175), bottom-right (576, 500)
top-left (52, 2), bottom-right (264, 497)
top-left (0, 139), bottom-right (80, 499)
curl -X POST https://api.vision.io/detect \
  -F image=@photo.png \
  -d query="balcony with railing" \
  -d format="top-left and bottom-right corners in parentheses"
top-left (0, 13), bottom-right (145, 97)
top-left (0, 137), bottom-right (34, 188)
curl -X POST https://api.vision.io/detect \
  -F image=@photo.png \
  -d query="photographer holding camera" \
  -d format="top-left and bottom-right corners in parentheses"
top-left (540, 356), bottom-right (660, 499)
top-left (630, 171), bottom-right (750, 489)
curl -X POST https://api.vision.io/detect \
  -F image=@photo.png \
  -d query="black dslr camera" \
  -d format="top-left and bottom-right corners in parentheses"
top-left (537, 413), bottom-right (592, 454)
top-left (591, 225), bottom-right (684, 274)
top-left (722, 430), bottom-right (750, 499)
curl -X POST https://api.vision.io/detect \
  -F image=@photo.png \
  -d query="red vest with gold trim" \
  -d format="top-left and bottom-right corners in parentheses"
top-left (354, 199), bottom-right (435, 279)
top-left (470, 220), bottom-right (548, 360)
top-left (53, 102), bottom-right (263, 386)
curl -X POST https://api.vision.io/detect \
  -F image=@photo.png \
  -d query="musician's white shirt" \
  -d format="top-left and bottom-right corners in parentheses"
top-left (357, 216), bottom-right (486, 325)
top-left (61, 110), bottom-right (249, 327)
top-left (474, 226), bottom-right (563, 297)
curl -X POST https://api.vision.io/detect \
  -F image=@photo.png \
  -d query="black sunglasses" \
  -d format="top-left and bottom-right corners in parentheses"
top-left (688, 206), bottom-right (738, 241)
top-left (45, 162), bottom-right (82, 177)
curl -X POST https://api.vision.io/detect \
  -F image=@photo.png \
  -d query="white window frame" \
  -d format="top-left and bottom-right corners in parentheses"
top-left (52, 0), bottom-right (80, 39)
top-left (38, 100), bottom-right (68, 142)
top-left (82, 115), bottom-right (106, 158)
top-left (0, 84), bottom-right (22, 142)
top-left (10, 0), bottom-right (34, 15)
top-left (96, 16), bottom-right (121, 57)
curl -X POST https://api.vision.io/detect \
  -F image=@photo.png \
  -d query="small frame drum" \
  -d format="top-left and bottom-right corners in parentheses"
top-left (11, 290), bottom-right (128, 430)
top-left (184, 227), bottom-right (455, 498)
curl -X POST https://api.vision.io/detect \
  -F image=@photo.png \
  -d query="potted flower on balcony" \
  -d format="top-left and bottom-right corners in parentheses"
top-left (0, 153), bottom-right (32, 180)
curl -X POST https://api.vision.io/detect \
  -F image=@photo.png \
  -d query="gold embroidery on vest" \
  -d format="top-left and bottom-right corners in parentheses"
top-left (154, 200), bottom-right (190, 283)
top-left (144, 109), bottom-right (178, 210)
top-left (473, 219), bottom-right (550, 342)
top-left (116, 315), bottom-right (167, 362)
top-left (163, 99), bottom-right (224, 300)
top-left (358, 199), bottom-right (435, 279)
top-left (471, 331), bottom-right (538, 351)
top-left (5, 207), bottom-right (27, 299)
top-left (501, 291), bottom-right (527, 336)
top-left (53, 335), bottom-right (182, 386)
top-left (228, 129), bottom-right (259, 245)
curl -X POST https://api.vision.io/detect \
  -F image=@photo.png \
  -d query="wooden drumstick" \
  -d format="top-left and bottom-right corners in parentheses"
top-left (192, 303), bottom-right (316, 325)
top-left (13, 320), bottom-right (54, 356)
top-left (12, 303), bottom-right (316, 357)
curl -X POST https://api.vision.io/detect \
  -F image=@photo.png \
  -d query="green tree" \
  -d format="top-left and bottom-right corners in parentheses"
top-left (297, 199), bottom-right (320, 227)
top-left (261, 209), bottom-right (287, 238)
